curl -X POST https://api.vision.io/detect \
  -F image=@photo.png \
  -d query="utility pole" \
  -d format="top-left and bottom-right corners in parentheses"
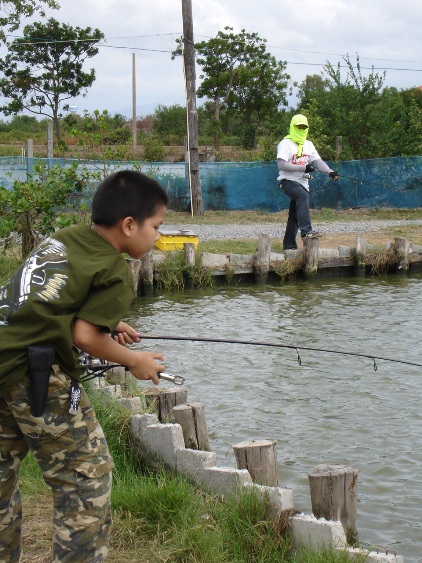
top-left (132, 53), bottom-right (137, 154)
top-left (181, 0), bottom-right (204, 216)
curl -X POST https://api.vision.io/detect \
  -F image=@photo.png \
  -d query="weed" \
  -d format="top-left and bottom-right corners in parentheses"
top-left (367, 246), bottom-right (398, 275)
top-left (273, 257), bottom-right (304, 281)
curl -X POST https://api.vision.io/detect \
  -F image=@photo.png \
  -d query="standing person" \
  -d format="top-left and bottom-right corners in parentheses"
top-left (0, 170), bottom-right (168, 562)
top-left (277, 114), bottom-right (338, 250)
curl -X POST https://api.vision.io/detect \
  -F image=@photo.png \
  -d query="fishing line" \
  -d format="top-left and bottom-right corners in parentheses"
top-left (140, 335), bottom-right (422, 370)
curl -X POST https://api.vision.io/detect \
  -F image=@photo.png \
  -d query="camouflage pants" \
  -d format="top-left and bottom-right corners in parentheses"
top-left (0, 369), bottom-right (114, 563)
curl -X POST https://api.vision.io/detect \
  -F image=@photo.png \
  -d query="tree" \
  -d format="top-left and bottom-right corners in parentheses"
top-left (153, 104), bottom-right (187, 144)
top-left (0, 18), bottom-right (104, 145)
top-left (0, 0), bottom-right (59, 42)
top-left (0, 161), bottom-right (85, 256)
top-left (296, 74), bottom-right (330, 108)
top-left (316, 55), bottom-right (386, 159)
top-left (196, 27), bottom-right (290, 149)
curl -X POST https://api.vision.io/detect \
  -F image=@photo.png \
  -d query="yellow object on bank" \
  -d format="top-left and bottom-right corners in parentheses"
top-left (155, 229), bottom-right (199, 251)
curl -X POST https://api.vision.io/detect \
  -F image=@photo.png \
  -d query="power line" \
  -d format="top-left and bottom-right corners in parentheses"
top-left (4, 35), bottom-right (422, 73)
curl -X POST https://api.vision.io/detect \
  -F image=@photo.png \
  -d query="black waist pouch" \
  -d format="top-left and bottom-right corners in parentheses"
top-left (27, 345), bottom-right (55, 417)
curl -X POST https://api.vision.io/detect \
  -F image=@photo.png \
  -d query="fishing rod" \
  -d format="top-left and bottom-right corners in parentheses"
top-left (78, 353), bottom-right (185, 384)
top-left (140, 335), bottom-right (422, 371)
top-left (315, 169), bottom-right (396, 190)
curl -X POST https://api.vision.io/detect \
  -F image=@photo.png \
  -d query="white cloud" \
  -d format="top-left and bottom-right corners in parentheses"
top-left (1, 0), bottom-right (421, 117)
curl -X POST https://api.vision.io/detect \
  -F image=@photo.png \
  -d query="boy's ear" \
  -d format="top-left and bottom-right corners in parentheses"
top-left (121, 216), bottom-right (136, 237)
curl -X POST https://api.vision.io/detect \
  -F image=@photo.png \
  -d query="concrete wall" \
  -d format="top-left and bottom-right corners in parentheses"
top-left (97, 384), bottom-right (405, 561)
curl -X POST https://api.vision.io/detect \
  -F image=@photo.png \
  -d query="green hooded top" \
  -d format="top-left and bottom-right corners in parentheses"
top-left (284, 114), bottom-right (309, 156)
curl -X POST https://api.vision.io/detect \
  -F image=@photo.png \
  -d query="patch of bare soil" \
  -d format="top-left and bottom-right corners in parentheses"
top-left (21, 495), bottom-right (53, 562)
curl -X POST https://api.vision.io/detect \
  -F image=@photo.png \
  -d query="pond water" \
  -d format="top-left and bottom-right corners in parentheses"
top-left (126, 275), bottom-right (422, 562)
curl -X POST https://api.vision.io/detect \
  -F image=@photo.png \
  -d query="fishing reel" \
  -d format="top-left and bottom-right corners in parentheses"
top-left (77, 351), bottom-right (185, 385)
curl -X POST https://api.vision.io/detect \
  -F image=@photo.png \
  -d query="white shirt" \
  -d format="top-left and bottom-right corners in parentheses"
top-left (276, 138), bottom-right (321, 190)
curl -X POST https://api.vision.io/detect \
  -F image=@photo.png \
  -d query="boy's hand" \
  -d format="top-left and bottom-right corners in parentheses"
top-left (127, 352), bottom-right (165, 384)
top-left (112, 321), bottom-right (141, 345)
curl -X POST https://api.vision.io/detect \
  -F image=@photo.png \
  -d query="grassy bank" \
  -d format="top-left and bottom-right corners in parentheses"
top-left (17, 391), bottom-right (365, 562)
top-left (165, 207), bottom-right (422, 225)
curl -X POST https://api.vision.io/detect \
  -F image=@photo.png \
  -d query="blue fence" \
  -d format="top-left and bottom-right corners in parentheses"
top-left (1, 156), bottom-right (421, 211)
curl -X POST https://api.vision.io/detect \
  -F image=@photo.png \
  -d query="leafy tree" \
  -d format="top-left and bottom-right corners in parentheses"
top-left (309, 55), bottom-right (386, 159)
top-left (196, 27), bottom-right (290, 149)
top-left (296, 74), bottom-right (330, 108)
top-left (0, 18), bottom-right (104, 145)
top-left (153, 104), bottom-right (186, 144)
top-left (0, 161), bottom-right (86, 256)
top-left (69, 109), bottom-right (138, 178)
top-left (0, 0), bottom-right (59, 42)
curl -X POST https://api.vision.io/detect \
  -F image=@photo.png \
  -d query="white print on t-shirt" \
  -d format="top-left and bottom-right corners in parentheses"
top-left (0, 238), bottom-right (68, 325)
top-left (291, 154), bottom-right (310, 166)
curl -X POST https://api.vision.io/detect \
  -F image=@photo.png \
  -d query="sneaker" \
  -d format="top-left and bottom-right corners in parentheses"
top-left (301, 231), bottom-right (322, 239)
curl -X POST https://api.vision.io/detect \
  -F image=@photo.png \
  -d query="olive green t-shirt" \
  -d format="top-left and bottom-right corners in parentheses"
top-left (0, 225), bottom-right (135, 397)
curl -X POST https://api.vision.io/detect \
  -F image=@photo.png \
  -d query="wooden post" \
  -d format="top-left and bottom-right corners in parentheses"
top-left (255, 234), bottom-right (271, 284)
top-left (395, 237), bottom-right (409, 273)
top-left (127, 259), bottom-right (142, 295)
top-left (354, 236), bottom-right (367, 276)
top-left (335, 136), bottom-right (342, 159)
top-left (183, 242), bottom-right (196, 288)
top-left (26, 139), bottom-right (34, 179)
top-left (139, 250), bottom-right (154, 295)
top-left (232, 439), bottom-right (278, 486)
top-left (47, 121), bottom-right (53, 159)
top-left (308, 464), bottom-right (358, 545)
top-left (106, 365), bottom-right (131, 396)
top-left (184, 242), bottom-right (196, 267)
top-left (132, 52), bottom-right (137, 154)
top-left (303, 237), bottom-right (319, 278)
top-left (182, 0), bottom-right (204, 216)
top-left (144, 387), bottom-right (188, 423)
top-left (173, 402), bottom-right (210, 451)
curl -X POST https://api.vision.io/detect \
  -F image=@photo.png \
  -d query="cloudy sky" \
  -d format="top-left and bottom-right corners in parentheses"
top-left (2, 0), bottom-right (422, 118)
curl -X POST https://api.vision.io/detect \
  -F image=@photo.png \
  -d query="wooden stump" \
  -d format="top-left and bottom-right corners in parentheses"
top-left (303, 237), bottom-right (319, 278)
top-left (106, 365), bottom-right (131, 396)
top-left (354, 236), bottom-right (367, 276)
top-left (173, 402), bottom-right (210, 451)
top-left (395, 237), bottom-right (409, 273)
top-left (255, 234), bottom-right (271, 284)
top-left (139, 250), bottom-right (154, 295)
top-left (184, 242), bottom-right (196, 288)
top-left (127, 260), bottom-right (142, 295)
top-left (233, 439), bottom-right (278, 486)
top-left (308, 464), bottom-right (358, 545)
top-left (144, 387), bottom-right (188, 422)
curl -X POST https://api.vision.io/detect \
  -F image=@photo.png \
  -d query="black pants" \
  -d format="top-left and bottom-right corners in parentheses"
top-left (280, 179), bottom-right (313, 249)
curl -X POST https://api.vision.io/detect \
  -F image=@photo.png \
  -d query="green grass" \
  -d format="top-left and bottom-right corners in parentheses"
top-left (18, 390), bottom-right (366, 562)
top-left (165, 207), bottom-right (422, 225)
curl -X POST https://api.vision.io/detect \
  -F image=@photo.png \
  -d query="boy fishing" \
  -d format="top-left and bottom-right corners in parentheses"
top-left (0, 170), bottom-right (168, 562)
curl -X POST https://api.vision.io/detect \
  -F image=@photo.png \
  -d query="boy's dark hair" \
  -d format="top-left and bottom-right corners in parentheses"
top-left (91, 170), bottom-right (169, 226)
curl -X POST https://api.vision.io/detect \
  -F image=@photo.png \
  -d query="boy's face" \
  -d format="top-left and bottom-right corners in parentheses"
top-left (125, 204), bottom-right (167, 259)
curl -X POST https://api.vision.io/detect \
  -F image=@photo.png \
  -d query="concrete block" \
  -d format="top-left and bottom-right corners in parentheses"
top-left (318, 248), bottom-right (340, 259)
top-left (410, 243), bottom-right (422, 254)
top-left (201, 253), bottom-right (228, 270)
top-left (200, 466), bottom-right (253, 495)
top-left (338, 245), bottom-right (353, 257)
top-left (270, 252), bottom-right (285, 265)
top-left (153, 252), bottom-right (167, 265)
top-left (176, 448), bottom-right (217, 480)
top-left (96, 384), bottom-right (121, 398)
top-left (143, 423), bottom-right (185, 468)
top-left (129, 413), bottom-right (159, 446)
top-left (245, 483), bottom-right (294, 519)
top-left (118, 396), bottom-right (143, 411)
top-left (284, 249), bottom-right (303, 260)
top-left (336, 547), bottom-right (404, 562)
top-left (291, 513), bottom-right (346, 551)
top-left (229, 253), bottom-right (255, 267)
